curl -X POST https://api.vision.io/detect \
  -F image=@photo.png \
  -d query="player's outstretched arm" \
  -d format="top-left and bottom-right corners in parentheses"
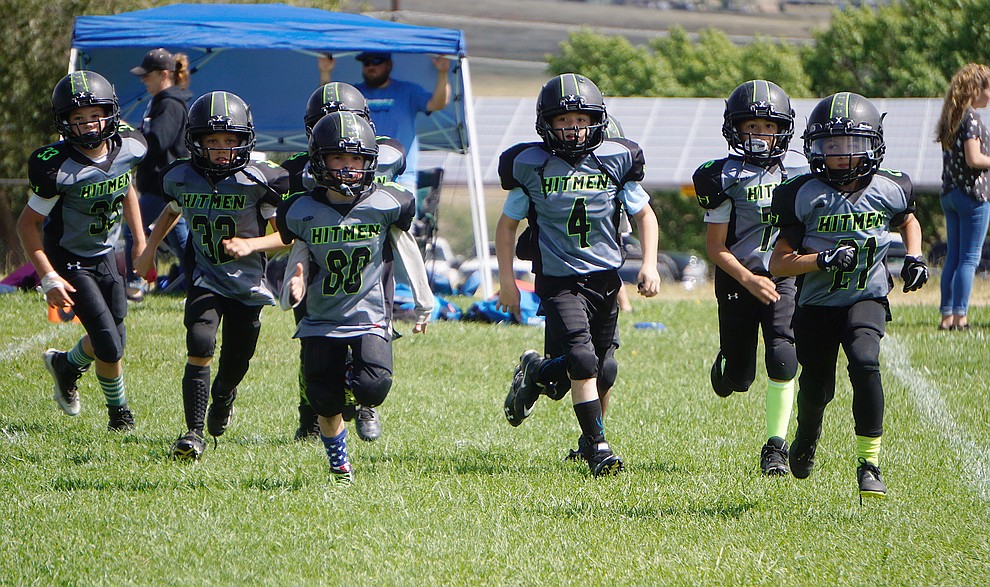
top-left (388, 225), bottom-right (433, 334)
top-left (135, 203), bottom-right (181, 279)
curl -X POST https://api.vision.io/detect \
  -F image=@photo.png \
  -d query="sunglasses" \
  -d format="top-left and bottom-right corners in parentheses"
top-left (361, 58), bottom-right (389, 66)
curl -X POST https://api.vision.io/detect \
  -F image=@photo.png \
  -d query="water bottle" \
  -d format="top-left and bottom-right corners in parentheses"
top-left (633, 321), bottom-right (666, 331)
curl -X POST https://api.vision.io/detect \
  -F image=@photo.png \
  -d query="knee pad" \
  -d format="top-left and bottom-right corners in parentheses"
top-left (308, 387), bottom-right (345, 418)
top-left (90, 327), bottom-right (125, 363)
top-left (597, 355), bottom-right (618, 392)
top-left (846, 332), bottom-right (881, 377)
top-left (213, 349), bottom-right (252, 394)
top-left (352, 373), bottom-right (392, 408)
top-left (566, 345), bottom-right (599, 381)
top-left (767, 340), bottom-right (798, 381)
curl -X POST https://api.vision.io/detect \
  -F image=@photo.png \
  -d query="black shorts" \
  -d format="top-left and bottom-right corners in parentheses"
top-left (302, 334), bottom-right (393, 416)
top-left (537, 270), bottom-right (621, 362)
top-left (49, 249), bottom-right (127, 362)
top-left (714, 267), bottom-right (796, 384)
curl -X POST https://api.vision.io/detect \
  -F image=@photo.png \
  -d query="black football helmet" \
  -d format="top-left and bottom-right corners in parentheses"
top-left (303, 82), bottom-right (372, 137)
top-left (51, 71), bottom-right (120, 149)
top-left (803, 92), bottom-right (885, 189)
top-left (536, 74), bottom-right (607, 155)
top-left (308, 111), bottom-right (379, 198)
top-left (185, 91), bottom-right (256, 173)
top-left (722, 80), bottom-right (794, 161)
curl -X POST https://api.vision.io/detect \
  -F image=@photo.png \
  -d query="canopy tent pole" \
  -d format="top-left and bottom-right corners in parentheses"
top-left (458, 57), bottom-right (494, 298)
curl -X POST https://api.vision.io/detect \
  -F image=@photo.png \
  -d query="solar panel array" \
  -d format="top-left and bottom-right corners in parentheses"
top-left (418, 96), bottom-right (949, 192)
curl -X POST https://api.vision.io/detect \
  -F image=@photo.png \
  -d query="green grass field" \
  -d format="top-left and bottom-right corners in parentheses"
top-left (1, 284), bottom-right (988, 586)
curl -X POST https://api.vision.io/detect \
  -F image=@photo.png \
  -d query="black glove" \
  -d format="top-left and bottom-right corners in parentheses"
top-left (901, 255), bottom-right (929, 292)
top-left (816, 245), bottom-right (856, 273)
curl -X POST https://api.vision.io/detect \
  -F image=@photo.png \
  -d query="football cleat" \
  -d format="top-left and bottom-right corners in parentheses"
top-left (43, 349), bottom-right (86, 416)
top-left (503, 350), bottom-right (543, 426)
top-left (564, 435), bottom-right (590, 461)
top-left (170, 430), bottom-right (206, 460)
top-left (206, 388), bottom-right (237, 437)
top-left (857, 458), bottom-right (887, 502)
top-left (294, 404), bottom-right (320, 441)
top-left (586, 441), bottom-right (624, 477)
top-left (709, 351), bottom-right (733, 398)
top-left (789, 430), bottom-right (820, 479)
top-left (107, 404), bottom-right (135, 431)
top-left (760, 436), bottom-right (789, 476)
top-left (355, 406), bottom-right (381, 442)
top-left (329, 462), bottom-right (354, 486)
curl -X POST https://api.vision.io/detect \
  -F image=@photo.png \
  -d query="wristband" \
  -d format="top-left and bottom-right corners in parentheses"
top-left (40, 271), bottom-right (63, 294)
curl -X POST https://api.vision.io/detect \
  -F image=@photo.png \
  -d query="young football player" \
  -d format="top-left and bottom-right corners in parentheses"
top-left (693, 80), bottom-right (799, 476)
top-left (279, 81), bottom-right (407, 443)
top-left (18, 71), bottom-right (147, 431)
top-left (134, 91), bottom-right (289, 460)
top-left (496, 73), bottom-right (661, 477)
top-left (769, 92), bottom-right (929, 500)
top-left (277, 111), bottom-right (433, 486)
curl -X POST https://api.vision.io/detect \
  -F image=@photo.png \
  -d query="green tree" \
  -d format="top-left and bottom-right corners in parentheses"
top-left (805, 0), bottom-right (990, 97)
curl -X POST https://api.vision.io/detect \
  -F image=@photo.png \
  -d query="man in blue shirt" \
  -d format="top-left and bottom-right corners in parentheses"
top-left (321, 51), bottom-right (450, 194)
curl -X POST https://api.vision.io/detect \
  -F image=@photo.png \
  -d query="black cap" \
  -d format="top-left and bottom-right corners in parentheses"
top-left (356, 52), bottom-right (391, 64)
top-left (130, 48), bottom-right (175, 76)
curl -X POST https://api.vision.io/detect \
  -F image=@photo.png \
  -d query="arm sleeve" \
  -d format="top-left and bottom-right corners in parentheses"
top-left (703, 199), bottom-right (732, 224)
top-left (617, 181), bottom-right (650, 215)
top-left (501, 187), bottom-right (530, 220)
top-left (389, 225), bottom-right (434, 321)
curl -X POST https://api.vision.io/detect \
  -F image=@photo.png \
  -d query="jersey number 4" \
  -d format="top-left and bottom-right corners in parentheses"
top-left (567, 197), bottom-right (591, 248)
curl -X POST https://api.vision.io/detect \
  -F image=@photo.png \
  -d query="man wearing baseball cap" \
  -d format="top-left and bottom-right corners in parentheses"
top-left (320, 50), bottom-right (450, 194)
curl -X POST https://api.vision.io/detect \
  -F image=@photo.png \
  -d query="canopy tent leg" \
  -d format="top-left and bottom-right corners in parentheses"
top-left (458, 57), bottom-right (494, 298)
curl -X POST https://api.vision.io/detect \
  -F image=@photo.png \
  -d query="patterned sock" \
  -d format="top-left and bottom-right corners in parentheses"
top-left (97, 373), bottom-right (126, 407)
top-left (856, 435), bottom-right (882, 466)
top-left (66, 340), bottom-right (94, 371)
top-left (766, 378), bottom-right (795, 440)
top-left (573, 399), bottom-right (605, 446)
top-left (321, 429), bottom-right (350, 469)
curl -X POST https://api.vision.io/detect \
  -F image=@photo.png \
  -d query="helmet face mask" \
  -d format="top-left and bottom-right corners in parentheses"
top-left (304, 82), bottom-right (373, 137)
top-left (308, 112), bottom-right (379, 198)
top-left (722, 80), bottom-right (794, 161)
top-left (803, 92), bottom-right (885, 190)
top-left (185, 91), bottom-right (256, 174)
top-left (51, 71), bottom-right (120, 149)
top-left (536, 74), bottom-right (607, 156)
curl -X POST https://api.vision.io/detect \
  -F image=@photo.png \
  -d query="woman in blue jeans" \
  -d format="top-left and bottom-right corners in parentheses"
top-left (935, 63), bottom-right (990, 331)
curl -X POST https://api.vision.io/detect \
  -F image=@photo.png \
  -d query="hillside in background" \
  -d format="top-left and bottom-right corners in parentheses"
top-left (357, 0), bottom-right (833, 95)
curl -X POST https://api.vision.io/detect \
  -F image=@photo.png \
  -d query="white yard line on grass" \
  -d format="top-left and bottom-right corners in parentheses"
top-left (0, 332), bottom-right (56, 364)
top-left (885, 334), bottom-right (990, 503)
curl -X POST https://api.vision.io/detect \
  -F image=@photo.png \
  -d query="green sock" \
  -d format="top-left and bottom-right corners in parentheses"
top-left (97, 373), bottom-right (127, 407)
top-left (66, 341), bottom-right (94, 371)
top-left (856, 435), bottom-right (882, 466)
top-left (766, 378), bottom-right (795, 440)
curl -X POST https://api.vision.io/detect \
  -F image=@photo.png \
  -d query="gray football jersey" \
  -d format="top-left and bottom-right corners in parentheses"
top-left (28, 130), bottom-right (147, 258)
top-left (772, 170), bottom-right (914, 307)
top-left (161, 159), bottom-right (288, 305)
top-left (499, 139), bottom-right (646, 277)
top-left (693, 156), bottom-right (784, 273)
top-left (276, 184), bottom-right (416, 339)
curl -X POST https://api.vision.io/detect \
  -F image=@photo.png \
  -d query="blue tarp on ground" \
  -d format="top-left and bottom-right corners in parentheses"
top-left (71, 3), bottom-right (469, 153)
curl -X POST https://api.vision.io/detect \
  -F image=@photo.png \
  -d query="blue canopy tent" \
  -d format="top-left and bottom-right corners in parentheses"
top-left (70, 3), bottom-right (494, 296)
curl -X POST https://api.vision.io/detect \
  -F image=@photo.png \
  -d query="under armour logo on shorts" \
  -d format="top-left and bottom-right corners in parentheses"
top-left (66, 261), bottom-right (82, 270)
top-left (727, 293), bottom-right (739, 300)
